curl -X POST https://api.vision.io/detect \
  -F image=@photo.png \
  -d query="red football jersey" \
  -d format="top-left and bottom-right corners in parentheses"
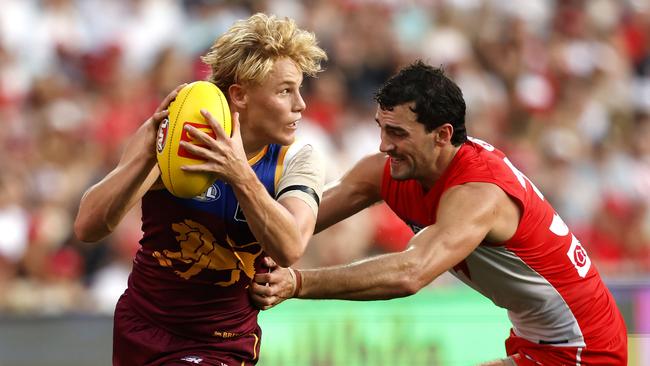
top-left (381, 138), bottom-right (627, 362)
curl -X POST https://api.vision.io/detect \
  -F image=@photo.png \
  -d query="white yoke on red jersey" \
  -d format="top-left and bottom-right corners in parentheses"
top-left (380, 138), bottom-right (626, 355)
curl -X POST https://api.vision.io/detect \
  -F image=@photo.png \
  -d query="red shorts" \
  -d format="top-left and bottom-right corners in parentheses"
top-left (113, 298), bottom-right (261, 366)
top-left (505, 329), bottom-right (627, 366)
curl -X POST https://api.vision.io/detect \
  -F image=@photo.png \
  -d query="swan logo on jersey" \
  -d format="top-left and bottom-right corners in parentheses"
top-left (567, 236), bottom-right (591, 278)
top-left (574, 247), bottom-right (587, 266)
top-left (152, 220), bottom-right (262, 286)
top-left (193, 183), bottom-right (220, 202)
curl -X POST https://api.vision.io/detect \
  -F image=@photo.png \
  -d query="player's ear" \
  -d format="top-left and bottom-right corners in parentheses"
top-left (435, 124), bottom-right (453, 145)
top-left (228, 84), bottom-right (248, 110)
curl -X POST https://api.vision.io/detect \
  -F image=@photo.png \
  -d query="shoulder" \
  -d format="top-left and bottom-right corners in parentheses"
top-left (276, 141), bottom-right (326, 212)
top-left (336, 153), bottom-right (386, 200)
top-left (284, 140), bottom-right (320, 164)
top-left (279, 141), bottom-right (324, 181)
top-left (345, 153), bottom-right (386, 179)
top-left (441, 182), bottom-right (521, 244)
top-left (440, 182), bottom-right (505, 212)
top-left (321, 153), bottom-right (386, 206)
top-left (338, 153), bottom-right (386, 191)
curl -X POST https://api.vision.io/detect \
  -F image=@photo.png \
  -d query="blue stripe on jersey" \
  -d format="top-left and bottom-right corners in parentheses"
top-left (172, 143), bottom-right (284, 216)
top-left (153, 144), bottom-right (286, 245)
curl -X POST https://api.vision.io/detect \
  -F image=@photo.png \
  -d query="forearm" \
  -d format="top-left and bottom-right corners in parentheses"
top-left (232, 167), bottom-right (305, 267)
top-left (297, 249), bottom-right (424, 300)
top-left (75, 149), bottom-right (157, 242)
top-left (74, 85), bottom-right (183, 242)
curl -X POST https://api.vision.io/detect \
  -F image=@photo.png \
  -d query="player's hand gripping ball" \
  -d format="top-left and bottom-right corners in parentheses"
top-left (156, 81), bottom-right (232, 198)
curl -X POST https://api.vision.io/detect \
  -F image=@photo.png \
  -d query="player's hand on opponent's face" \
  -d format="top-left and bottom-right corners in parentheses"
top-left (249, 256), bottom-right (297, 310)
top-left (180, 110), bottom-right (249, 184)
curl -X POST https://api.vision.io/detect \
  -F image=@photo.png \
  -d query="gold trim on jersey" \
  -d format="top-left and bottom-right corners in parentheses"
top-left (251, 333), bottom-right (259, 360)
top-left (274, 145), bottom-right (291, 190)
top-left (247, 145), bottom-right (269, 166)
top-left (237, 332), bottom-right (260, 365)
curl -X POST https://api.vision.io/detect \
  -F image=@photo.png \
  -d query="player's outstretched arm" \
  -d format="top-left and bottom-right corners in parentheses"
top-left (251, 182), bottom-right (505, 307)
top-left (315, 153), bottom-right (385, 233)
top-left (74, 85), bottom-right (185, 242)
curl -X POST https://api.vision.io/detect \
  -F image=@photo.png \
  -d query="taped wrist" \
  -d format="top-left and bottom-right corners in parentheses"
top-left (289, 268), bottom-right (302, 298)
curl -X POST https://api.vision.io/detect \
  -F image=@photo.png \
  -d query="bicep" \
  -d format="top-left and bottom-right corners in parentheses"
top-left (275, 144), bottom-right (325, 215)
top-left (407, 183), bottom-right (500, 281)
top-left (274, 144), bottom-right (323, 241)
top-left (278, 196), bottom-right (317, 242)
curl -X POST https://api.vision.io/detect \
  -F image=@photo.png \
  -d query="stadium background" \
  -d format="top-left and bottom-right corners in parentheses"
top-left (0, 0), bottom-right (649, 364)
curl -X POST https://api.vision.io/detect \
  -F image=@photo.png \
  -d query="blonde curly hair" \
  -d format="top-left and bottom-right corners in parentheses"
top-left (201, 13), bottom-right (327, 93)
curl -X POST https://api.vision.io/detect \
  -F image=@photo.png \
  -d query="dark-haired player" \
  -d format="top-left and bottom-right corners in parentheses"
top-left (251, 61), bottom-right (628, 366)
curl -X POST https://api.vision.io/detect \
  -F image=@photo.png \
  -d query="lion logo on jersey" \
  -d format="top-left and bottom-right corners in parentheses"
top-left (152, 219), bottom-right (262, 286)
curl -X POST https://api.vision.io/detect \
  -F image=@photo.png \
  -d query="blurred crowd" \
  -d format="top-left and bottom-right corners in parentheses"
top-left (1, 0), bottom-right (650, 315)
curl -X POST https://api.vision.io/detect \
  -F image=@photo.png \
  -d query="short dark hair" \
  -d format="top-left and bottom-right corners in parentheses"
top-left (374, 61), bottom-right (467, 146)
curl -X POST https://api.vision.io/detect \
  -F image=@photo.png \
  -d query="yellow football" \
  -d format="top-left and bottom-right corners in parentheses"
top-left (156, 81), bottom-right (231, 198)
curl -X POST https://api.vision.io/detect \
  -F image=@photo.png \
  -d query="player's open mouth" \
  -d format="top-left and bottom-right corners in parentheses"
top-left (288, 121), bottom-right (299, 129)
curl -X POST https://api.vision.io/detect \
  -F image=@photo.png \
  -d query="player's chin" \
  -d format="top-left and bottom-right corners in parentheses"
top-left (391, 175), bottom-right (411, 181)
top-left (389, 166), bottom-right (412, 181)
top-left (275, 131), bottom-right (296, 146)
top-left (389, 170), bottom-right (408, 181)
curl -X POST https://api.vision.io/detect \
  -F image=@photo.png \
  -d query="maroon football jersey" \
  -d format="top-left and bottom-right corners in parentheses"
top-left (119, 145), bottom-right (288, 356)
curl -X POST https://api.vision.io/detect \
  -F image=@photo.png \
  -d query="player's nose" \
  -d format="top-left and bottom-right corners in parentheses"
top-left (293, 91), bottom-right (306, 113)
top-left (379, 138), bottom-right (394, 154)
